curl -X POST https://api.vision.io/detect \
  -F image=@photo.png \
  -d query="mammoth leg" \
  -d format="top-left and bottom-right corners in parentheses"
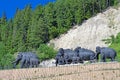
top-left (12, 59), bottom-right (20, 68)
top-left (25, 59), bottom-right (30, 68)
top-left (55, 59), bottom-right (58, 67)
top-left (58, 58), bottom-right (63, 65)
top-left (100, 54), bottom-right (106, 62)
top-left (29, 60), bottom-right (34, 68)
top-left (13, 63), bottom-right (17, 68)
top-left (72, 57), bottom-right (79, 64)
top-left (35, 61), bottom-right (39, 68)
top-left (79, 57), bottom-right (84, 63)
top-left (61, 59), bottom-right (65, 65)
top-left (20, 59), bottom-right (26, 68)
top-left (90, 56), bottom-right (95, 63)
top-left (25, 61), bottom-right (29, 68)
top-left (29, 63), bottom-right (33, 68)
top-left (12, 62), bottom-right (17, 68)
top-left (35, 62), bottom-right (38, 67)
top-left (74, 57), bottom-right (79, 64)
top-left (64, 55), bottom-right (70, 64)
top-left (111, 57), bottom-right (115, 62)
top-left (72, 58), bottom-right (76, 64)
top-left (36, 63), bottom-right (39, 67)
top-left (65, 58), bottom-right (69, 64)
top-left (79, 59), bottom-right (84, 63)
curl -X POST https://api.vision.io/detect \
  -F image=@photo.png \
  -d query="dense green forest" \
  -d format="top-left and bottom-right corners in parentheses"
top-left (0, 0), bottom-right (119, 69)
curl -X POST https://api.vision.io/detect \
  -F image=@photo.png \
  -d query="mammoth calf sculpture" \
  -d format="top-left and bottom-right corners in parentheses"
top-left (12, 52), bottom-right (40, 68)
top-left (29, 57), bottom-right (40, 68)
top-left (96, 46), bottom-right (117, 62)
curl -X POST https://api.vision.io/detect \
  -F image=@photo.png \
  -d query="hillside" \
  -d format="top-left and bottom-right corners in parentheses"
top-left (49, 7), bottom-right (120, 51)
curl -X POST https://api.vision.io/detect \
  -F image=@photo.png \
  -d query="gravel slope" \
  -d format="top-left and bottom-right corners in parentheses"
top-left (48, 7), bottom-right (120, 51)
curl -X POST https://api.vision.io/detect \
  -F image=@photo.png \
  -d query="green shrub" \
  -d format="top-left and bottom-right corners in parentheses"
top-left (105, 32), bottom-right (120, 62)
top-left (0, 53), bottom-right (14, 69)
top-left (37, 44), bottom-right (57, 61)
top-left (0, 42), bottom-right (14, 69)
top-left (109, 33), bottom-right (120, 61)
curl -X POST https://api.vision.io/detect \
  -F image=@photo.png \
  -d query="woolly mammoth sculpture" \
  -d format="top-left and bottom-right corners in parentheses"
top-left (12, 52), bottom-right (40, 68)
top-left (74, 47), bottom-right (97, 63)
top-left (96, 46), bottom-right (117, 62)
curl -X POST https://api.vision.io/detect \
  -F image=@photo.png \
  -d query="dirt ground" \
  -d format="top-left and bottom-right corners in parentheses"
top-left (0, 62), bottom-right (120, 80)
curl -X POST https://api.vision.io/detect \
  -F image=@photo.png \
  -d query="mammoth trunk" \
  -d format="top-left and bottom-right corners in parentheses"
top-left (95, 53), bottom-right (100, 61)
top-left (55, 59), bottom-right (58, 67)
top-left (12, 59), bottom-right (21, 68)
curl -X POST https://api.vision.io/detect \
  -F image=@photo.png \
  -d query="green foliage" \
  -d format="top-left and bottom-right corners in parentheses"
top-left (0, 42), bottom-right (7, 60)
top-left (0, 0), bottom-right (119, 69)
top-left (0, 42), bottom-right (14, 69)
top-left (103, 32), bottom-right (120, 62)
top-left (37, 44), bottom-right (57, 61)
top-left (109, 32), bottom-right (120, 61)
top-left (114, 0), bottom-right (120, 5)
top-left (102, 35), bottom-right (115, 44)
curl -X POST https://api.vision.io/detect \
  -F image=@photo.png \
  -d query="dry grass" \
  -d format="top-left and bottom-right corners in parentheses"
top-left (0, 62), bottom-right (120, 80)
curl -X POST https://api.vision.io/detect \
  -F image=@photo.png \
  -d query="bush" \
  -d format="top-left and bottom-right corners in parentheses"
top-left (37, 44), bottom-right (57, 61)
top-left (0, 53), bottom-right (14, 69)
top-left (107, 32), bottom-right (120, 61)
top-left (0, 42), bottom-right (14, 69)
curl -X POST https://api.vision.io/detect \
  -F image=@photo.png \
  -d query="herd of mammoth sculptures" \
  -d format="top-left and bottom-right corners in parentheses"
top-left (12, 46), bottom-right (117, 68)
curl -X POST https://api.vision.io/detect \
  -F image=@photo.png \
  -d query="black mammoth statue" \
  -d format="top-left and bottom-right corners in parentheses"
top-left (96, 46), bottom-right (117, 62)
top-left (74, 47), bottom-right (97, 63)
top-left (12, 52), bottom-right (40, 68)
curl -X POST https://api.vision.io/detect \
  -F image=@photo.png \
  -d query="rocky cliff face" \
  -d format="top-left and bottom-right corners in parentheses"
top-left (48, 7), bottom-right (120, 51)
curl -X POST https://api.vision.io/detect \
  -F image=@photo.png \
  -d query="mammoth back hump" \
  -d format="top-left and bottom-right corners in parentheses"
top-left (101, 48), bottom-right (116, 55)
top-left (78, 51), bottom-right (95, 56)
top-left (21, 52), bottom-right (39, 59)
top-left (64, 49), bottom-right (75, 56)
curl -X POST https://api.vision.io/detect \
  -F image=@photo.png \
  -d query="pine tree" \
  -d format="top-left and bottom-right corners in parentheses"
top-left (12, 9), bottom-right (23, 51)
top-left (0, 12), bottom-right (7, 45)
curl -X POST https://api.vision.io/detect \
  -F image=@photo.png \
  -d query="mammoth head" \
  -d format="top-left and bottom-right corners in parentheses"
top-left (74, 47), bottom-right (81, 53)
top-left (96, 46), bottom-right (101, 54)
top-left (58, 48), bottom-right (64, 56)
top-left (16, 53), bottom-right (23, 61)
top-left (12, 52), bottom-right (23, 68)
